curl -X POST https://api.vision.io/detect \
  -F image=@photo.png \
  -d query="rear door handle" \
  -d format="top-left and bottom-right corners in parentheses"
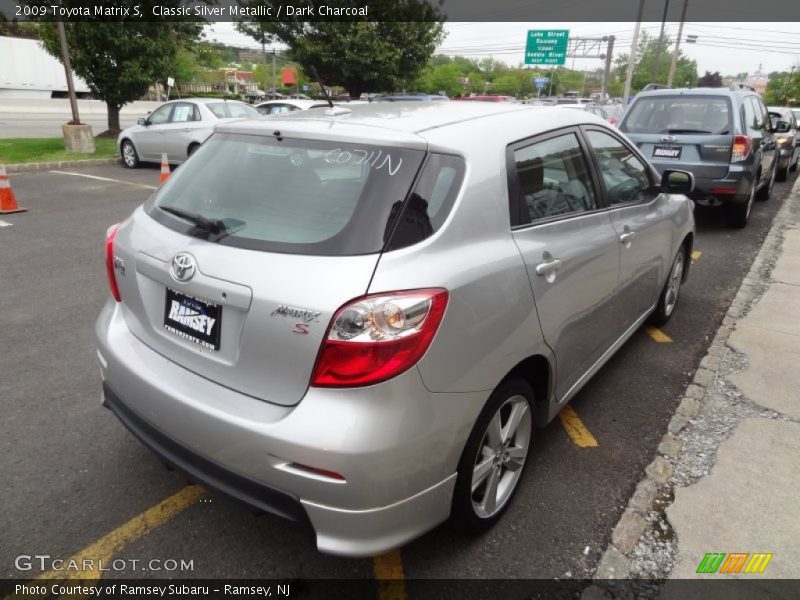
top-left (535, 259), bottom-right (562, 276)
top-left (619, 231), bottom-right (636, 244)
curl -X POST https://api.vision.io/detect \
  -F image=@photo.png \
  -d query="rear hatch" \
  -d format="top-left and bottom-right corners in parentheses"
top-left (112, 129), bottom-right (426, 406)
top-left (620, 94), bottom-right (734, 179)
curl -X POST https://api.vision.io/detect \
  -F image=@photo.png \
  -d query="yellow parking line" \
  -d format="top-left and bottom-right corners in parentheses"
top-left (558, 405), bottom-right (598, 448)
top-left (34, 485), bottom-right (205, 582)
top-left (373, 549), bottom-right (406, 600)
top-left (644, 325), bottom-right (673, 343)
top-left (692, 250), bottom-right (702, 262)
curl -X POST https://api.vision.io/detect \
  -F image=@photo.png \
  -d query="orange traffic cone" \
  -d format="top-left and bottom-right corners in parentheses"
top-left (160, 153), bottom-right (171, 184)
top-left (0, 161), bottom-right (25, 214)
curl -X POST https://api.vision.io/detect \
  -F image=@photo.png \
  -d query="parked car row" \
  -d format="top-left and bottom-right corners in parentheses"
top-left (619, 83), bottom-right (794, 228)
top-left (103, 100), bottom-right (696, 557)
top-left (118, 98), bottom-right (261, 167)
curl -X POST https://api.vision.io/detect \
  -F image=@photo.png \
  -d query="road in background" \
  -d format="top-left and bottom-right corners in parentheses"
top-left (0, 114), bottom-right (139, 138)
top-left (1, 163), bottom-right (795, 580)
top-left (0, 99), bottom-right (161, 138)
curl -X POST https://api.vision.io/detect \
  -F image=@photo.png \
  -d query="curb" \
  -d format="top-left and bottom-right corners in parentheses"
top-left (6, 158), bottom-right (121, 173)
top-left (590, 175), bottom-right (800, 585)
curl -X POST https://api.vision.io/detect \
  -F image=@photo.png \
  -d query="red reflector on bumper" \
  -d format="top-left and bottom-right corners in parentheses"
top-left (290, 463), bottom-right (346, 481)
top-left (710, 187), bottom-right (736, 194)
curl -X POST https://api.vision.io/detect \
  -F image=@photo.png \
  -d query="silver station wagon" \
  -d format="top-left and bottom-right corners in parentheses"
top-left (97, 102), bottom-right (695, 556)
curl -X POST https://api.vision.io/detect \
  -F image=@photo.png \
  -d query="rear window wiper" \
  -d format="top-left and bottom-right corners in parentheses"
top-left (159, 205), bottom-right (227, 234)
top-left (659, 128), bottom-right (712, 134)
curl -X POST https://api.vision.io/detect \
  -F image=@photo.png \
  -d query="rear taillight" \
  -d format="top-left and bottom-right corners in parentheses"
top-left (105, 223), bottom-right (121, 302)
top-left (310, 289), bottom-right (448, 387)
top-left (731, 135), bottom-right (751, 163)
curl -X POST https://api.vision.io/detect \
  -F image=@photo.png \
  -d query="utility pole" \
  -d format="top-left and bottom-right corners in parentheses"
top-left (56, 20), bottom-right (80, 124)
top-left (261, 35), bottom-right (268, 94)
top-left (272, 48), bottom-right (276, 92)
top-left (652, 0), bottom-right (670, 83)
top-left (600, 36), bottom-right (615, 102)
top-left (623, 0), bottom-right (645, 103)
top-left (667, 0), bottom-right (689, 87)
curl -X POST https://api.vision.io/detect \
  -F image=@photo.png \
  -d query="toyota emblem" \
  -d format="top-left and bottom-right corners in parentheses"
top-left (170, 252), bottom-right (196, 282)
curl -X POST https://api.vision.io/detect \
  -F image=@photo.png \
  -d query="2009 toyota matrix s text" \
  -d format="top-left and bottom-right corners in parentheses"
top-left (96, 102), bottom-right (695, 556)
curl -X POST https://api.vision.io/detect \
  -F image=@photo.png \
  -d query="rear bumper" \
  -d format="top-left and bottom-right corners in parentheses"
top-left (95, 300), bottom-right (485, 556)
top-left (688, 169), bottom-right (752, 205)
top-left (649, 161), bottom-right (753, 205)
top-left (778, 145), bottom-right (795, 164)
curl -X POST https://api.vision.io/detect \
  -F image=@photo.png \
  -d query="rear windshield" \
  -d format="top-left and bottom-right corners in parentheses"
top-left (207, 102), bottom-right (261, 119)
top-left (146, 133), bottom-right (428, 255)
top-left (621, 95), bottom-right (732, 135)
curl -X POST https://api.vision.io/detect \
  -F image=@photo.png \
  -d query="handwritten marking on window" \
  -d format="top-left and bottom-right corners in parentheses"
top-left (325, 148), bottom-right (403, 176)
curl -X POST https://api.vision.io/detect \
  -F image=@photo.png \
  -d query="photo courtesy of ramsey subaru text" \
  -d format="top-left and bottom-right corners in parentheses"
top-left (96, 102), bottom-right (695, 556)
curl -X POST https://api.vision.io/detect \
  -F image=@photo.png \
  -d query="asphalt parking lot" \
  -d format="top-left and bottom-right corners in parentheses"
top-left (1, 161), bottom-right (796, 583)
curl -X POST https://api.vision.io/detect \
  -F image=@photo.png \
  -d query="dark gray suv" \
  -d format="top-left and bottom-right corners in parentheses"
top-left (620, 84), bottom-right (778, 228)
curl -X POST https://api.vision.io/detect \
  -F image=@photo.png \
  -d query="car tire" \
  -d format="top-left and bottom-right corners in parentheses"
top-left (756, 164), bottom-right (776, 201)
top-left (777, 157), bottom-right (790, 182)
top-left (791, 150), bottom-right (798, 172)
top-left (121, 139), bottom-right (140, 169)
top-left (725, 181), bottom-right (755, 228)
top-left (649, 245), bottom-right (686, 326)
top-left (451, 378), bottom-right (534, 533)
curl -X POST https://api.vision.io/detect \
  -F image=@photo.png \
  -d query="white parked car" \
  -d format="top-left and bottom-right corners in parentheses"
top-left (118, 98), bottom-right (261, 168)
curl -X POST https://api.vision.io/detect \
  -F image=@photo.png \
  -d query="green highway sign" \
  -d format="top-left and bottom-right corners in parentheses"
top-left (525, 30), bottom-right (569, 65)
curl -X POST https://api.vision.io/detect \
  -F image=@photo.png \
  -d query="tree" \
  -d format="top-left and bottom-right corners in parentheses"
top-left (35, 2), bottom-right (201, 134)
top-left (765, 70), bottom-right (800, 106)
top-left (414, 62), bottom-right (463, 97)
top-left (614, 32), bottom-right (697, 93)
top-left (236, 1), bottom-right (444, 97)
top-left (697, 71), bottom-right (724, 88)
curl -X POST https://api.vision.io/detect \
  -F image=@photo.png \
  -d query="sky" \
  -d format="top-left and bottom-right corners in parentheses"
top-left (205, 21), bottom-right (800, 77)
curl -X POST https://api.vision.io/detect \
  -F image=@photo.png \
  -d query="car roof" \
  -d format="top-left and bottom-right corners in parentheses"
top-left (167, 98), bottom-right (250, 106)
top-left (218, 101), bottom-right (532, 134)
top-left (214, 102), bottom-right (609, 152)
top-left (374, 94), bottom-right (448, 101)
top-left (257, 99), bottom-right (327, 110)
top-left (632, 87), bottom-right (753, 98)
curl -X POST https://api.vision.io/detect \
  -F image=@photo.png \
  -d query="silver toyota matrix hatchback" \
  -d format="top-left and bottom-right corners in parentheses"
top-left (97, 102), bottom-right (695, 556)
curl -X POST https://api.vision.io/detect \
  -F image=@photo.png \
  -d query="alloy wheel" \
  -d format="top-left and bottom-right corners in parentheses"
top-left (471, 394), bottom-right (532, 519)
top-left (122, 142), bottom-right (136, 167)
top-left (664, 250), bottom-right (685, 317)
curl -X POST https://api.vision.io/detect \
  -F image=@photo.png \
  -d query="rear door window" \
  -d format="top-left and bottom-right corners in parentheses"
top-left (584, 129), bottom-right (656, 206)
top-left (170, 103), bottom-right (198, 123)
top-left (511, 131), bottom-right (598, 224)
top-left (622, 96), bottom-right (732, 134)
top-left (207, 102), bottom-right (261, 119)
top-left (146, 133), bottom-right (425, 255)
top-left (746, 97), bottom-right (767, 131)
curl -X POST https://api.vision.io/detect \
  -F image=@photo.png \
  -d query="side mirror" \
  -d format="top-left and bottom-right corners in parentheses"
top-left (661, 169), bottom-right (695, 195)
top-left (775, 120), bottom-right (791, 133)
top-left (137, 117), bottom-right (147, 126)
